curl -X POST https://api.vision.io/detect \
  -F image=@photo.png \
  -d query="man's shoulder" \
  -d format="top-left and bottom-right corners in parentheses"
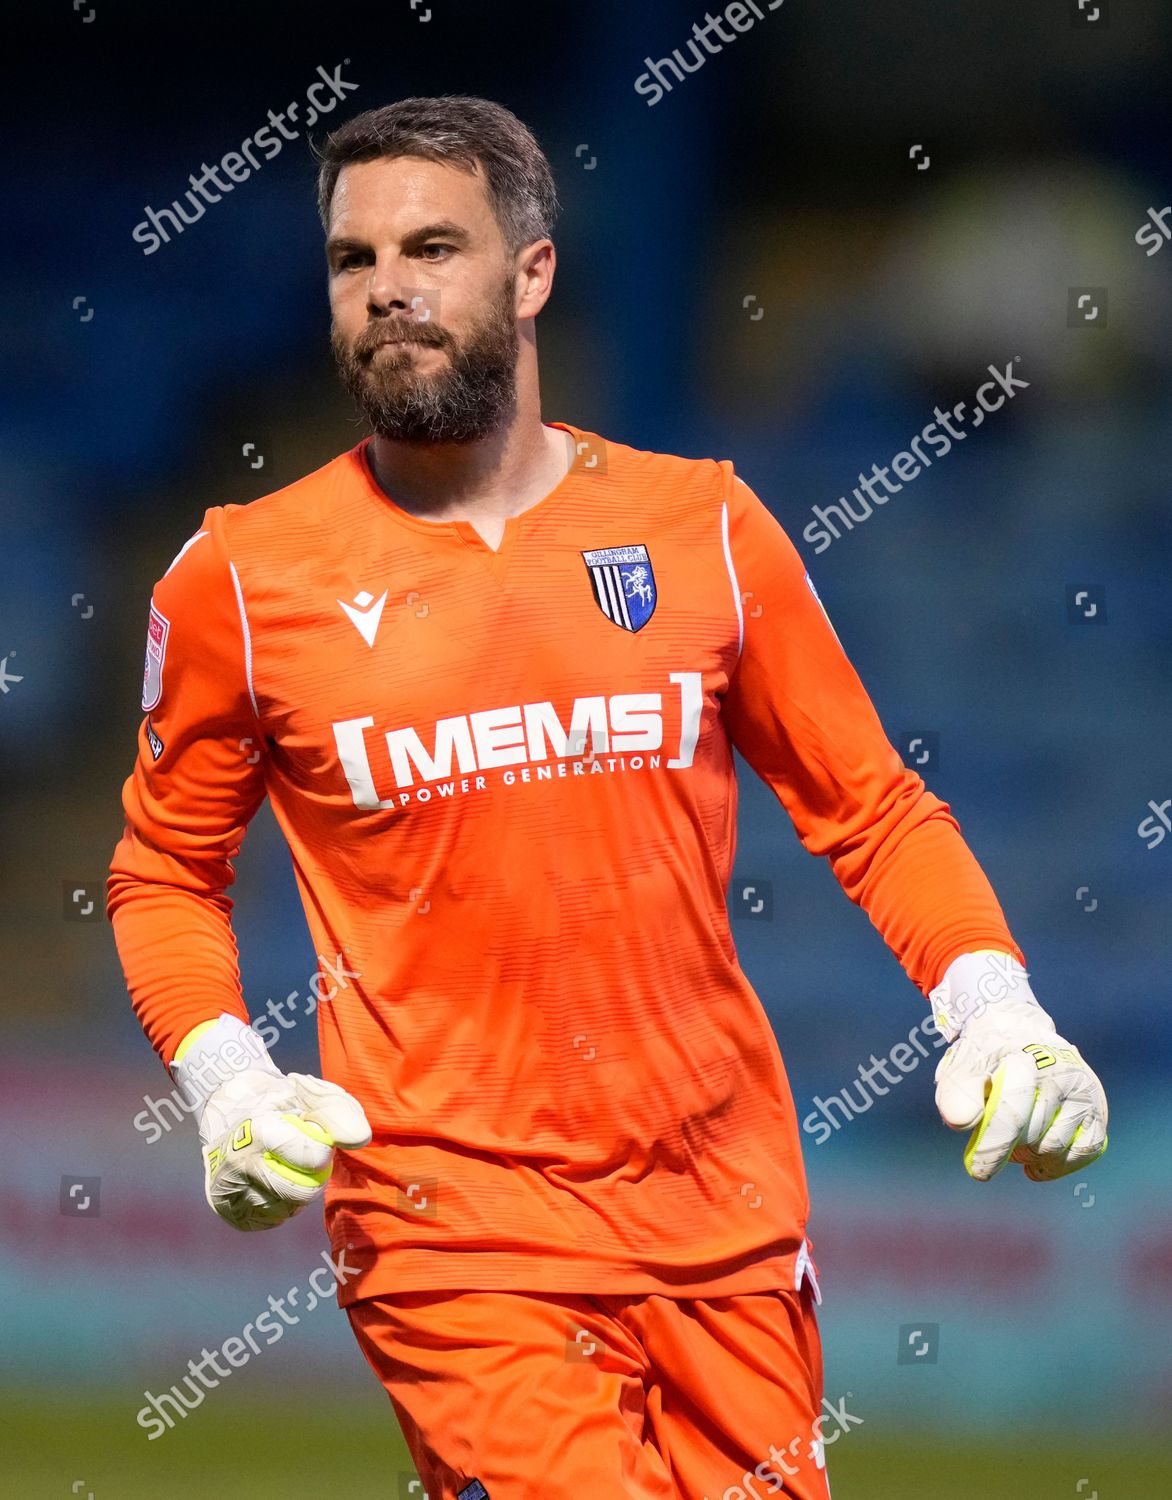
top-left (570, 423), bottom-right (730, 498)
top-left (567, 426), bottom-right (732, 525)
top-left (220, 442), bottom-right (366, 546)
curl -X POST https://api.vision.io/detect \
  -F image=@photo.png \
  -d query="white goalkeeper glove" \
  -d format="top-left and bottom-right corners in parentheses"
top-left (170, 1012), bottom-right (372, 1231)
top-left (931, 951), bottom-right (1108, 1182)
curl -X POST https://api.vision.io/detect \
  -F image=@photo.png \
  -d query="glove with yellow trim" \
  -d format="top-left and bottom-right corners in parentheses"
top-left (931, 951), bottom-right (1108, 1182)
top-left (171, 1012), bottom-right (372, 1231)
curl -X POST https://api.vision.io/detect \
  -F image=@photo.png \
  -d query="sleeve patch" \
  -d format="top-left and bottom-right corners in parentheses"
top-left (142, 602), bottom-right (170, 711)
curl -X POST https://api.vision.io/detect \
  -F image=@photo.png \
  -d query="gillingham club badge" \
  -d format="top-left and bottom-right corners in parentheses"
top-left (581, 544), bottom-right (657, 632)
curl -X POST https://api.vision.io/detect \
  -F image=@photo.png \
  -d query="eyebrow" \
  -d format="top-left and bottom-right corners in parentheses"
top-left (403, 221), bottom-right (472, 249)
top-left (325, 221), bottom-right (472, 260)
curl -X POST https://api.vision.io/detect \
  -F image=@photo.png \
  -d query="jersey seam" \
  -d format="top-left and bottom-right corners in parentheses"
top-left (720, 466), bottom-right (745, 662)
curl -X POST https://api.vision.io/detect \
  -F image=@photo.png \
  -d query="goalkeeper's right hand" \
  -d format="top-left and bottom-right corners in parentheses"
top-left (170, 1012), bottom-right (372, 1232)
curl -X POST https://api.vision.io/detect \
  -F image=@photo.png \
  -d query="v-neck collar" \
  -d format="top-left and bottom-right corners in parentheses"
top-left (353, 421), bottom-right (584, 575)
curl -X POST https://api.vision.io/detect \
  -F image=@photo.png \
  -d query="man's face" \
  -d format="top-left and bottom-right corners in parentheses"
top-left (326, 155), bottom-right (520, 444)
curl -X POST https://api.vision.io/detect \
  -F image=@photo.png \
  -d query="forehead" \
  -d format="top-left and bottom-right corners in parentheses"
top-left (328, 155), bottom-right (498, 237)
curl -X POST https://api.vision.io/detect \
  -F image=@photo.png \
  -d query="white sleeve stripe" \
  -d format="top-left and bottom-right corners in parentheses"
top-left (228, 559), bottom-right (260, 720)
top-left (164, 529), bottom-right (208, 576)
top-left (720, 498), bottom-right (744, 661)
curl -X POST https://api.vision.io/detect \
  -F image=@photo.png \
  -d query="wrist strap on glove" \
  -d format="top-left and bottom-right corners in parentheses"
top-left (929, 949), bottom-right (1053, 1042)
top-left (170, 1012), bottom-right (281, 1131)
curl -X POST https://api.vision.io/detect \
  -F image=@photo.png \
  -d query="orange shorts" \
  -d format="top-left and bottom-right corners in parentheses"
top-left (347, 1281), bottom-right (833, 1500)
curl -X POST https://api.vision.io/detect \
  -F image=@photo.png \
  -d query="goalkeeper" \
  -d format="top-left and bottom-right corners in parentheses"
top-left (109, 94), bottom-right (1106, 1500)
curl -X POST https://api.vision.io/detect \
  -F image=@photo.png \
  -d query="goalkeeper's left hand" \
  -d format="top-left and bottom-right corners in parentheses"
top-left (930, 950), bottom-right (1108, 1182)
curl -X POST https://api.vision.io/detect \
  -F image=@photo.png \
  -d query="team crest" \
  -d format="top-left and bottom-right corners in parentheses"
top-left (142, 602), bottom-right (170, 711)
top-left (581, 544), bottom-right (657, 632)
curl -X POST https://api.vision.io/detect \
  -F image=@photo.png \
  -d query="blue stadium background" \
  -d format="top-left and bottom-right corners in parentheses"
top-left (2, 1), bottom-right (1170, 1494)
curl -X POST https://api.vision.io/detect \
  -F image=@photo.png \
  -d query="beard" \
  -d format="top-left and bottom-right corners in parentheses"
top-left (331, 279), bottom-right (519, 445)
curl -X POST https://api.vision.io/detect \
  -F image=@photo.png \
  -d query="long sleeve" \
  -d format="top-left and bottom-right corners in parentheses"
top-left (107, 505), bottom-right (267, 1068)
top-left (720, 470), bottom-right (1025, 995)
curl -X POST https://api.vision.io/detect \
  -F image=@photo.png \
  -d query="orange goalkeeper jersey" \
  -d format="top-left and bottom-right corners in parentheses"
top-left (108, 422), bottom-right (1024, 1305)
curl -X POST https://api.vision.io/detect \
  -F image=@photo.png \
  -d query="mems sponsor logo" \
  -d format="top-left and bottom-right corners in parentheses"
top-left (332, 673), bottom-right (703, 811)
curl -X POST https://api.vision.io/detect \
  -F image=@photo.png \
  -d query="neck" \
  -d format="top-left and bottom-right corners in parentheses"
top-left (366, 368), bottom-right (568, 523)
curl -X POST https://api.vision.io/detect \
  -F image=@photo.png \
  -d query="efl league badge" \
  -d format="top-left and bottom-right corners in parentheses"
top-left (581, 544), bottom-right (657, 632)
top-left (142, 602), bottom-right (170, 711)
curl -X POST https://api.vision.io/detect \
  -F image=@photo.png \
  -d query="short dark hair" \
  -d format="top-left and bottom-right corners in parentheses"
top-left (314, 95), bottom-right (559, 253)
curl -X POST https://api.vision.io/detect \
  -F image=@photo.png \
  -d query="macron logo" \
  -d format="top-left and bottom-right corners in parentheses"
top-left (338, 588), bottom-right (388, 648)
